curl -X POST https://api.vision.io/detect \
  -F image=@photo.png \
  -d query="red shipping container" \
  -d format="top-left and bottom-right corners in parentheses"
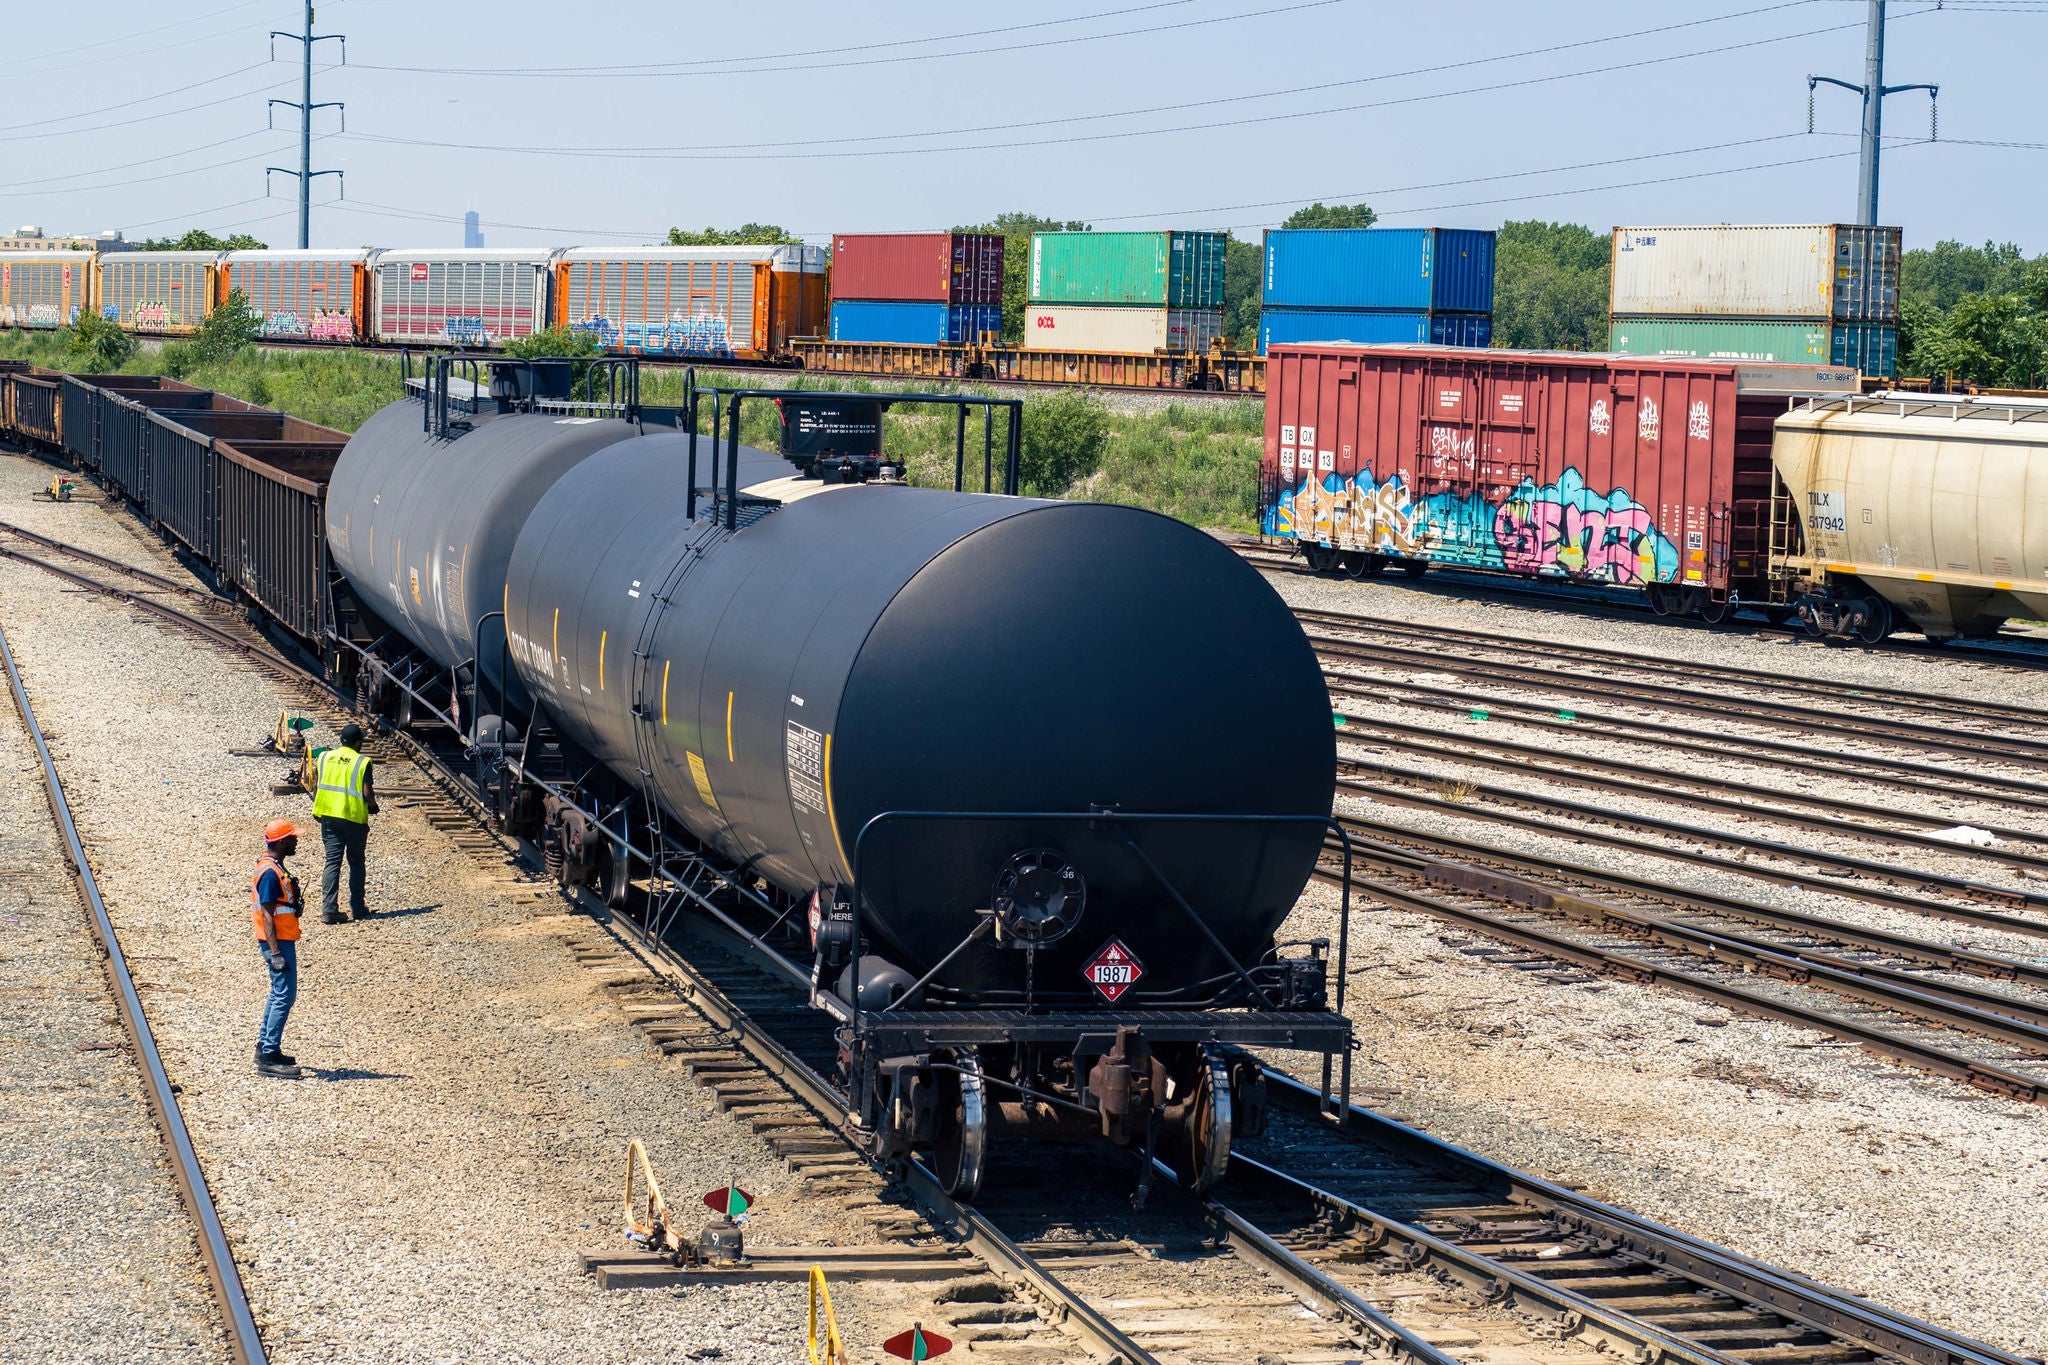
top-left (1260, 343), bottom-right (1856, 603)
top-left (830, 232), bottom-right (1003, 305)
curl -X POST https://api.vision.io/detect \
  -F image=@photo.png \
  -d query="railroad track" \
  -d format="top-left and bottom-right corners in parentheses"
top-left (0, 616), bottom-right (267, 1365)
top-left (1237, 542), bottom-right (2048, 669)
top-left (5, 490), bottom-right (2038, 1362)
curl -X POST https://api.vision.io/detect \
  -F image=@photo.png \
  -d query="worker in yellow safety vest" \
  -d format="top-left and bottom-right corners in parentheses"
top-left (311, 722), bottom-right (378, 923)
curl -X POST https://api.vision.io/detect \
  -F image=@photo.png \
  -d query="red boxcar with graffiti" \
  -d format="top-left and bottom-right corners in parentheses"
top-left (1259, 343), bottom-right (1857, 616)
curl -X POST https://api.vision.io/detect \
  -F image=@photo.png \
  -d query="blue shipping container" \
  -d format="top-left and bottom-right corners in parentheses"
top-left (1258, 308), bottom-right (1492, 355)
top-left (829, 301), bottom-right (1002, 345)
top-left (1830, 323), bottom-right (1898, 379)
top-left (1261, 228), bottom-right (1495, 312)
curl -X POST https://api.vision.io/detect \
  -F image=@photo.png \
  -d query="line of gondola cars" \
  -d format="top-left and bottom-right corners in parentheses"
top-left (0, 356), bottom-right (1354, 1201)
top-left (1259, 341), bottom-right (2048, 640)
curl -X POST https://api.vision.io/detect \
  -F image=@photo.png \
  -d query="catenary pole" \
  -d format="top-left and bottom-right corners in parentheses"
top-left (1807, 0), bottom-right (1937, 227)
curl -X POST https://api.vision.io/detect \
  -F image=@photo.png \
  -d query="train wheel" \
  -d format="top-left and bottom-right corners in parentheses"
top-left (1397, 558), bottom-right (1428, 579)
top-left (1698, 592), bottom-right (1737, 626)
top-left (1302, 545), bottom-right (1334, 574)
top-left (931, 1050), bottom-right (987, 1200)
top-left (596, 839), bottom-right (633, 910)
top-left (1171, 1047), bottom-right (1234, 1194)
top-left (1854, 597), bottom-right (1893, 646)
top-left (1339, 552), bottom-right (1372, 580)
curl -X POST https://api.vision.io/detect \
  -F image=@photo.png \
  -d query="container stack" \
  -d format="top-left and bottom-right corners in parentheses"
top-left (1024, 231), bottom-right (1226, 352)
top-left (1257, 228), bottom-right (1495, 355)
top-left (827, 232), bottom-right (1003, 345)
top-left (1606, 224), bottom-right (1900, 377)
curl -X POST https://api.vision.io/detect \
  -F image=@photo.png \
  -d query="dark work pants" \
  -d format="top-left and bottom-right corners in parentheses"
top-left (257, 940), bottom-right (297, 1056)
top-left (319, 815), bottom-right (368, 917)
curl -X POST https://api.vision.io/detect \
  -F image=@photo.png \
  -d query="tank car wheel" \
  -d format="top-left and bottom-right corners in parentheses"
top-left (1396, 558), bottom-right (1428, 579)
top-left (1170, 1047), bottom-right (1234, 1194)
top-left (931, 1050), bottom-right (987, 1201)
top-left (1854, 597), bottom-right (1893, 646)
top-left (595, 839), bottom-right (633, 911)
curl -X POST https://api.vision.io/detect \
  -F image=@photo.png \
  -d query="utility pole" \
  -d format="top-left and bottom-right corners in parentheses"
top-left (1807, 0), bottom-right (1937, 226)
top-left (267, 3), bottom-right (346, 248)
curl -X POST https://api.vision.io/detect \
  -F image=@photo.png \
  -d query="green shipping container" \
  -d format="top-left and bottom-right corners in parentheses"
top-left (1029, 230), bottom-right (1227, 308)
top-left (1608, 316), bottom-right (1830, 365)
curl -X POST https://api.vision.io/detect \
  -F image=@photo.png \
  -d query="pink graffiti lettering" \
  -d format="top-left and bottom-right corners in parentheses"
top-left (308, 309), bottom-right (355, 342)
top-left (1495, 499), bottom-right (1664, 585)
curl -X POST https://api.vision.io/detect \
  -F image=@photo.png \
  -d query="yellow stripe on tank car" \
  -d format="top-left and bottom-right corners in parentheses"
top-left (661, 660), bottom-right (670, 725)
top-left (599, 629), bottom-right (607, 691)
top-left (726, 691), bottom-right (735, 763)
top-left (824, 732), bottom-right (849, 874)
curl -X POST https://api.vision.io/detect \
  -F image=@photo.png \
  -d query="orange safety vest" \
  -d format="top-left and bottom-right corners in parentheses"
top-left (251, 853), bottom-right (303, 942)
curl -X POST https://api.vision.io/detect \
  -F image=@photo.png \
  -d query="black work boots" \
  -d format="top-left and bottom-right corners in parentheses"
top-left (255, 1049), bottom-right (301, 1078)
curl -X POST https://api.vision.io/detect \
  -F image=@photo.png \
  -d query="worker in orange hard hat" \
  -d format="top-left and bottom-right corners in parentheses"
top-left (253, 818), bottom-right (307, 1078)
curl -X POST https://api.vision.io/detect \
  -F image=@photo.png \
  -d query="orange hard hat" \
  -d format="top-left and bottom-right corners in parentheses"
top-left (264, 819), bottom-right (303, 844)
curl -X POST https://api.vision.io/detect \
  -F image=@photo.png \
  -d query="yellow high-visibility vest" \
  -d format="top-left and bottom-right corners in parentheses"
top-left (310, 745), bottom-right (371, 823)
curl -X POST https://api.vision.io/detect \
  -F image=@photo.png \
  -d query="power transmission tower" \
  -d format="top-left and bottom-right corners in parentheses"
top-left (1807, 0), bottom-right (1937, 226)
top-left (267, 2), bottom-right (346, 248)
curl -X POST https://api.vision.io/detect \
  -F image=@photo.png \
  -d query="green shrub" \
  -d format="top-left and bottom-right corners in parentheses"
top-left (1018, 389), bottom-right (1109, 495)
top-left (61, 309), bottom-right (135, 373)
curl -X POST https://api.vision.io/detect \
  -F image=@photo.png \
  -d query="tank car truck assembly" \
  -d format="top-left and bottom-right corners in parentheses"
top-left (320, 354), bottom-right (1354, 1199)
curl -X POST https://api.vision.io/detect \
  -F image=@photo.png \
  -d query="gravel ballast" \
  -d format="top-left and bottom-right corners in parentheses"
top-left (0, 452), bottom-right (959, 1362)
top-left (1270, 565), bottom-right (2048, 1355)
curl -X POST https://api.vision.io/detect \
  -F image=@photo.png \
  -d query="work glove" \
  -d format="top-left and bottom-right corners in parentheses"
top-left (267, 949), bottom-right (287, 971)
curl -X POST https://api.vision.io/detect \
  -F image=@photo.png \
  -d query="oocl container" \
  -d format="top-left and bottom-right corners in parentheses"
top-left (1023, 303), bottom-right (1223, 353)
top-left (1259, 308), bottom-right (1491, 355)
top-left (1261, 228), bottom-right (1495, 313)
top-left (1028, 231), bottom-right (1226, 309)
top-left (829, 232), bottom-right (1002, 305)
top-left (1609, 224), bottom-right (1901, 323)
top-left (829, 300), bottom-right (1002, 345)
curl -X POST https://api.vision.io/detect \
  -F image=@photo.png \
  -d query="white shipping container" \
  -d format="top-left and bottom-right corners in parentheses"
top-left (1609, 224), bottom-right (1899, 322)
top-left (1022, 303), bottom-right (1223, 353)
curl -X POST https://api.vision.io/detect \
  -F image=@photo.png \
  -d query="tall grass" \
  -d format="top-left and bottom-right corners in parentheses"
top-left (0, 334), bottom-right (1265, 530)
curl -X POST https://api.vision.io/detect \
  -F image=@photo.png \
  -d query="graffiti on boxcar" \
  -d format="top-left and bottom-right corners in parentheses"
top-left (308, 309), bottom-right (355, 342)
top-left (6, 303), bottom-right (67, 327)
top-left (1264, 465), bottom-right (1678, 585)
top-left (263, 311), bottom-right (309, 337)
top-left (133, 301), bottom-right (172, 329)
top-left (569, 312), bottom-right (734, 356)
top-left (1493, 469), bottom-right (1676, 585)
top-left (444, 315), bottom-right (488, 346)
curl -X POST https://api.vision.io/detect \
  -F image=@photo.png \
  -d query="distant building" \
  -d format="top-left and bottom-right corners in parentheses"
top-left (463, 211), bottom-right (484, 248)
top-left (0, 227), bottom-right (124, 251)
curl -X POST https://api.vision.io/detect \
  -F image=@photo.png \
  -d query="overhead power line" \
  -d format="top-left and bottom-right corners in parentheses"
top-left (341, 16), bottom-right (1882, 164)
top-left (0, 1), bottom-right (266, 74)
top-left (352, 0), bottom-right (1342, 79)
top-left (0, 61), bottom-right (273, 133)
top-left (352, 0), bottom-right (1197, 75)
top-left (339, 0), bottom-right (1828, 159)
top-left (0, 73), bottom-right (309, 143)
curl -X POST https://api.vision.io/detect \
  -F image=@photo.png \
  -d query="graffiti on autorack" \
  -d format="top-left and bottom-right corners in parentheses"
top-left (1263, 466), bottom-right (1679, 585)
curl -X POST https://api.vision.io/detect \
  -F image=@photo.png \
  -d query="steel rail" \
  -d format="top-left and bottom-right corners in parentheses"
top-left (1252, 1072), bottom-right (2037, 1365)
top-left (1295, 603), bottom-right (2048, 727)
top-left (1335, 703), bottom-right (2048, 843)
top-left (1334, 717), bottom-right (2048, 875)
top-left (1309, 862), bottom-right (2046, 1104)
top-left (0, 542), bottom-right (298, 679)
top-left (1343, 757), bottom-right (2048, 916)
top-left (1336, 811), bottom-right (2048, 992)
top-left (0, 620), bottom-right (269, 1365)
top-left (1328, 838), bottom-right (2048, 1048)
top-left (1333, 773), bottom-right (2048, 943)
top-left (1327, 683), bottom-right (2048, 822)
top-left (1309, 632), bottom-right (2048, 764)
top-left (0, 516), bottom-right (220, 602)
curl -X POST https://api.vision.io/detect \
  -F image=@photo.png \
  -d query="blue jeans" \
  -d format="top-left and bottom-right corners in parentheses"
top-left (257, 940), bottom-right (298, 1056)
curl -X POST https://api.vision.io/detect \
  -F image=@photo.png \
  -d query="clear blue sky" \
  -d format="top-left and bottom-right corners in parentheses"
top-left (1, 0), bottom-right (2039, 252)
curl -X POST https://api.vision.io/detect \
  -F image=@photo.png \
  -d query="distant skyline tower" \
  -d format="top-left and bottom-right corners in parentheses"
top-left (463, 210), bottom-right (484, 248)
